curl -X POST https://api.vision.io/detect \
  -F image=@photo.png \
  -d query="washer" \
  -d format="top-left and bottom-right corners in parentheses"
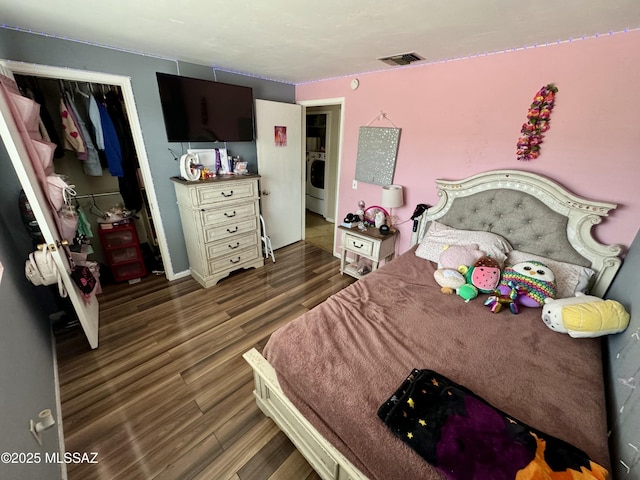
top-left (306, 152), bottom-right (325, 215)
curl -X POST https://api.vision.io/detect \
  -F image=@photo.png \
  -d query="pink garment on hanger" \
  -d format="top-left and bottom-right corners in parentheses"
top-left (60, 97), bottom-right (87, 159)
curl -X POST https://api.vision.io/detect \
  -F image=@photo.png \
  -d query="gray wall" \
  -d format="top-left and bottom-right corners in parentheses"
top-left (605, 229), bottom-right (640, 479)
top-left (0, 28), bottom-right (295, 275)
top-left (0, 142), bottom-right (62, 480)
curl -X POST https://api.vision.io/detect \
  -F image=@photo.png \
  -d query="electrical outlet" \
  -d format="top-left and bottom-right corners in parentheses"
top-left (352, 180), bottom-right (358, 189)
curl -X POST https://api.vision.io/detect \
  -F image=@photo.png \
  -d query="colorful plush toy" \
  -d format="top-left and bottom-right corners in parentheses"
top-left (541, 293), bottom-right (630, 338)
top-left (459, 256), bottom-right (502, 294)
top-left (498, 260), bottom-right (556, 307)
top-left (433, 246), bottom-right (486, 300)
top-left (484, 281), bottom-right (525, 314)
top-left (457, 284), bottom-right (479, 302)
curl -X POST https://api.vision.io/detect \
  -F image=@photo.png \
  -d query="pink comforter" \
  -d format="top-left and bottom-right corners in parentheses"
top-left (263, 248), bottom-right (610, 479)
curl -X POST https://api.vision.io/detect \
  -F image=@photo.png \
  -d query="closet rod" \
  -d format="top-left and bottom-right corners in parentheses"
top-left (75, 191), bottom-right (121, 199)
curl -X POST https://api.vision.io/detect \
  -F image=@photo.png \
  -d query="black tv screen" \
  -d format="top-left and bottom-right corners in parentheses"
top-left (156, 72), bottom-right (255, 142)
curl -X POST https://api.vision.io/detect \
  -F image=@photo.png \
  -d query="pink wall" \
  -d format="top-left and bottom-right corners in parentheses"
top-left (297, 31), bottom-right (640, 256)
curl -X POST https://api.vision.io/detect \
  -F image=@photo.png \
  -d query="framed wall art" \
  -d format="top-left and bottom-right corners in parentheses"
top-left (354, 126), bottom-right (401, 185)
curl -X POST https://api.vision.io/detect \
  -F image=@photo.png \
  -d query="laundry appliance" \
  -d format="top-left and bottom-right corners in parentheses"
top-left (306, 151), bottom-right (325, 216)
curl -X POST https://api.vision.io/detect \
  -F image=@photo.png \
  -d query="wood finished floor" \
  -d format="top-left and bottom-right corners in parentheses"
top-left (304, 211), bottom-right (335, 254)
top-left (55, 241), bottom-right (355, 480)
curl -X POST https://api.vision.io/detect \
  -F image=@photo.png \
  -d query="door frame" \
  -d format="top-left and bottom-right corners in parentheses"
top-left (0, 60), bottom-right (174, 279)
top-left (298, 97), bottom-right (344, 256)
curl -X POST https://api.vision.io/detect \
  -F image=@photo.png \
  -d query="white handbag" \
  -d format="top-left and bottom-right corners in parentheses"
top-left (25, 248), bottom-right (67, 297)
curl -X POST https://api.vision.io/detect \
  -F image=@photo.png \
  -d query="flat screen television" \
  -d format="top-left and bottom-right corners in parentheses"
top-left (156, 72), bottom-right (255, 143)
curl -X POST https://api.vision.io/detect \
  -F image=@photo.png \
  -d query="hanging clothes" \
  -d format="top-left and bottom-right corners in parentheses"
top-left (60, 96), bottom-right (87, 159)
top-left (105, 89), bottom-right (142, 212)
top-left (88, 93), bottom-right (105, 150)
top-left (97, 100), bottom-right (124, 177)
top-left (63, 90), bottom-right (102, 176)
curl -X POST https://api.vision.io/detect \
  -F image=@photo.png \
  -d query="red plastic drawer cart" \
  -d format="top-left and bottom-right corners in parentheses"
top-left (98, 218), bottom-right (147, 282)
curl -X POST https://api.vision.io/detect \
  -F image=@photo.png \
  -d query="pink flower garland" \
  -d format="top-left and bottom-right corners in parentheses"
top-left (516, 84), bottom-right (558, 161)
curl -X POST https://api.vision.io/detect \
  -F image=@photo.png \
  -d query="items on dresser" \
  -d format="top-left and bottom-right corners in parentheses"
top-left (98, 218), bottom-right (147, 283)
top-left (172, 175), bottom-right (264, 288)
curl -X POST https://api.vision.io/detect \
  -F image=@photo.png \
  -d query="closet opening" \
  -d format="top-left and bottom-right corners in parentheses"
top-left (14, 74), bottom-right (164, 298)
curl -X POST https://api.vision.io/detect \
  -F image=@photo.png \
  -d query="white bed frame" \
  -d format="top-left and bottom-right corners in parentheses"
top-left (243, 169), bottom-right (623, 480)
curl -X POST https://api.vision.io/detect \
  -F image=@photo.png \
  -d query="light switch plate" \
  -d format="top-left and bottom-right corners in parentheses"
top-left (352, 180), bottom-right (358, 189)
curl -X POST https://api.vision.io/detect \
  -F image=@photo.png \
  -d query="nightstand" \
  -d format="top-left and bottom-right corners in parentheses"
top-left (338, 225), bottom-right (398, 279)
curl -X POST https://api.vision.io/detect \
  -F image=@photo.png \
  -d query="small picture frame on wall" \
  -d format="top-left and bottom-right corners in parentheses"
top-left (274, 126), bottom-right (287, 147)
top-left (354, 126), bottom-right (401, 185)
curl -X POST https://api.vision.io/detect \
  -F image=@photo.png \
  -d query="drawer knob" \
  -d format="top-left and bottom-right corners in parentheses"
top-left (229, 256), bottom-right (241, 264)
top-left (352, 243), bottom-right (364, 249)
top-left (227, 226), bottom-right (239, 234)
top-left (228, 242), bottom-right (240, 249)
top-left (221, 190), bottom-right (234, 197)
top-left (224, 211), bottom-right (237, 218)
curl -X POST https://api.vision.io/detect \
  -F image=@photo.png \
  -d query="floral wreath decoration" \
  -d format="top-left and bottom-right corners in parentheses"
top-left (516, 84), bottom-right (558, 161)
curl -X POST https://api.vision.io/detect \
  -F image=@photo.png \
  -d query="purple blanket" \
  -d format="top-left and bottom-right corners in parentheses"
top-left (378, 369), bottom-right (608, 480)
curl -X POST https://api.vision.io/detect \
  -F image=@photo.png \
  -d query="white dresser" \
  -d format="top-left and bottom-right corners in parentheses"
top-left (172, 175), bottom-right (263, 288)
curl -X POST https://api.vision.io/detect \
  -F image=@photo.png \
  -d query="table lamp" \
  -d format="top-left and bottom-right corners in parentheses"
top-left (381, 184), bottom-right (404, 229)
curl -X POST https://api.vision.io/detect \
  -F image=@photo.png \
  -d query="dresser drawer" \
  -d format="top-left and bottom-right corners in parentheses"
top-left (193, 180), bottom-right (257, 207)
top-left (206, 231), bottom-right (259, 260)
top-left (343, 233), bottom-right (374, 257)
top-left (200, 202), bottom-right (257, 227)
top-left (202, 217), bottom-right (258, 243)
top-left (208, 245), bottom-right (260, 275)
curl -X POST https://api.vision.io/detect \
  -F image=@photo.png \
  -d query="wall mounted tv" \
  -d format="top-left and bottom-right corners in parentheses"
top-left (156, 72), bottom-right (255, 143)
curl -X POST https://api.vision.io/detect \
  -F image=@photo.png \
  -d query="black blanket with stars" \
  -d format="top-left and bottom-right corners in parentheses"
top-left (377, 369), bottom-right (608, 480)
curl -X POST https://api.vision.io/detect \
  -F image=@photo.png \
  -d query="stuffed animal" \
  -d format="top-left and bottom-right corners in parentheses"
top-left (484, 281), bottom-right (525, 314)
top-left (498, 260), bottom-right (556, 307)
top-left (438, 244), bottom-right (485, 270)
top-left (433, 267), bottom-right (479, 301)
top-left (433, 268), bottom-right (467, 294)
top-left (459, 256), bottom-right (501, 293)
top-left (434, 246), bottom-right (485, 299)
top-left (433, 268), bottom-right (479, 301)
top-left (542, 293), bottom-right (630, 338)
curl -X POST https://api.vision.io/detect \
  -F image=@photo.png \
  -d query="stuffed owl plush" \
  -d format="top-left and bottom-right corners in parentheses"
top-left (498, 260), bottom-right (556, 307)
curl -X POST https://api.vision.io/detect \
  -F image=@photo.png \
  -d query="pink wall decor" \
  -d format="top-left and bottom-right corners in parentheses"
top-left (516, 84), bottom-right (558, 161)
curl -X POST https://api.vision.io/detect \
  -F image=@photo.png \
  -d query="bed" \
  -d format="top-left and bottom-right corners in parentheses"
top-left (243, 169), bottom-right (623, 480)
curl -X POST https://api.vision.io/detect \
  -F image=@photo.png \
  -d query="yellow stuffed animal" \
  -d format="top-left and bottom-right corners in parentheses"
top-left (541, 293), bottom-right (630, 338)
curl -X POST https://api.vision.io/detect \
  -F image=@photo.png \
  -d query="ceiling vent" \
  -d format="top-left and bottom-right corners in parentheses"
top-left (378, 52), bottom-right (425, 66)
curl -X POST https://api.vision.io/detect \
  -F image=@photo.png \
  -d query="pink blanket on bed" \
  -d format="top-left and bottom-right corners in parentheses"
top-left (263, 248), bottom-right (610, 480)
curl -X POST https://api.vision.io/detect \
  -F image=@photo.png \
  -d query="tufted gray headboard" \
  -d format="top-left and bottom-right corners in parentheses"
top-left (411, 170), bottom-right (623, 297)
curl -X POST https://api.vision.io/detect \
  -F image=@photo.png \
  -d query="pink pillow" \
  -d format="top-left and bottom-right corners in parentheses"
top-left (415, 221), bottom-right (511, 267)
top-left (438, 244), bottom-right (485, 269)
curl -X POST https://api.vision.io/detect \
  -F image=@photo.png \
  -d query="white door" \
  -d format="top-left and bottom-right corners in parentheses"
top-left (255, 99), bottom-right (303, 250)
top-left (0, 68), bottom-right (99, 348)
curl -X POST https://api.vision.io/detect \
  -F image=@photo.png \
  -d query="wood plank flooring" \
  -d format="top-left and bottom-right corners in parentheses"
top-left (55, 241), bottom-right (355, 480)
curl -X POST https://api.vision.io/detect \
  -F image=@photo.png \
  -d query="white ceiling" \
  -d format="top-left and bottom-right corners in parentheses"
top-left (2, 0), bottom-right (640, 84)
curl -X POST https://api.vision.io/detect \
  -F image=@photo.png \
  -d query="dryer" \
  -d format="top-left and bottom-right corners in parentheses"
top-left (306, 152), bottom-right (325, 215)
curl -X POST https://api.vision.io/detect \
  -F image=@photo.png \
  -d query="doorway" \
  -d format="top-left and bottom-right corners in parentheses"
top-left (14, 74), bottom-right (163, 283)
top-left (301, 102), bottom-right (343, 255)
top-left (1, 60), bottom-right (171, 347)
top-left (2, 61), bottom-right (170, 280)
